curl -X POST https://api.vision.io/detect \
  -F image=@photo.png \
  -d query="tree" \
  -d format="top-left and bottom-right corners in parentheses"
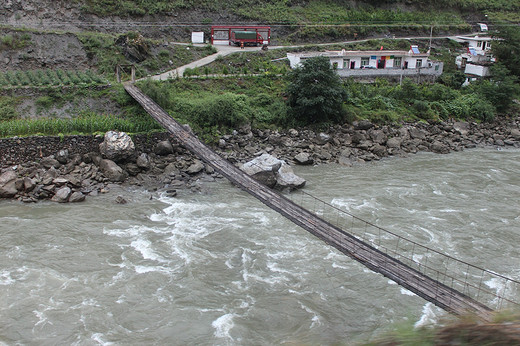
top-left (492, 25), bottom-right (520, 78)
top-left (468, 63), bottom-right (519, 114)
top-left (287, 56), bottom-right (346, 125)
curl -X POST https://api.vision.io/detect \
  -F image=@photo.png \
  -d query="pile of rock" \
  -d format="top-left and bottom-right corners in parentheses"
top-left (2, 117), bottom-right (520, 203)
top-left (214, 118), bottom-right (520, 167)
top-left (0, 131), bottom-right (217, 203)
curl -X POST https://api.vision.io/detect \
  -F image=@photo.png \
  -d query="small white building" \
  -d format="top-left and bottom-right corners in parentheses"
top-left (454, 35), bottom-right (496, 80)
top-left (287, 46), bottom-right (443, 82)
top-left (191, 32), bottom-right (205, 44)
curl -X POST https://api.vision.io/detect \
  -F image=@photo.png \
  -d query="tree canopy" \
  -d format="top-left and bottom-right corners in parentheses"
top-left (287, 56), bottom-right (346, 125)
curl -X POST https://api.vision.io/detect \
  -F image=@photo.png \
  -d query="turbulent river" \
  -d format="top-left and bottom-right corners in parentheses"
top-left (1, 148), bottom-right (520, 345)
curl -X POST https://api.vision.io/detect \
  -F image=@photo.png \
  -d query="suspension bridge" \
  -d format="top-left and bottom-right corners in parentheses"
top-left (125, 83), bottom-right (519, 321)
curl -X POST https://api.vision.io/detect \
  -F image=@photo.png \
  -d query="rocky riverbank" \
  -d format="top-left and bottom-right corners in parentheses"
top-left (1, 117), bottom-right (520, 203)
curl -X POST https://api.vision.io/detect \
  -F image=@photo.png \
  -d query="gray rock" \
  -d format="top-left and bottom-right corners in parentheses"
top-left (276, 163), bottom-right (306, 190)
top-left (240, 153), bottom-right (305, 190)
top-left (155, 140), bottom-right (174, 156)
top-left (41, 157), bottom-right (60, 169)
top-left (398, 127), bottom-right (410, 139)
top-left (431, 141), bottom-right (450, 154)
top-left (136, 153), bottom-right (151, 169)
top-left (51, 186), bottom-right (71, 203)
top-left (354, 120), bottom-right (374, 131)
top-left (453, 122), bottom-right (470, 136)
top-left (0, 170), bottom-right (18, 198)
top-left (369, 129), bottom-right (387, 144)
top-left (15, 179), bottom-right (24, 191)
top-left (294, 152), bottom-right (313, 165)
top-left (351, 132), bottom-right (366, 144)
top-left (99, 131), bottom-right (135, 162)
top-left (315, 132), bottom-right (331, 145)
top-left (164, 163), bottom-right (179, 175)
top-left (386, 137), bottom-right (402, 148)
top-left (56, 149), bottom-right (69, 164)
top-left (186, 160), bottom-right (204, 175)
top-left (99, 159), bottom-right (127, 182)
top-left (52, 177), bottom-right (69, 186)
top-left (371, 144), bottom-right (387, 157)
top-left (510, 128), bottom-right (520, 140)
top-left (288, 129), bottom-right (299, 137)
top-left (408, 127), bottom-right (426, 140)
top-left (23, 177), bottom-right (36, 192)
top-left (69, 191), bottom-right (86, 203)
top-left (126, 163), bottom-right (141, 176)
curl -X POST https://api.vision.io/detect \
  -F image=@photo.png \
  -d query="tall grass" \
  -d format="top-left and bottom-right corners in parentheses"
top-left (0, 114), bottom-right (161, 138)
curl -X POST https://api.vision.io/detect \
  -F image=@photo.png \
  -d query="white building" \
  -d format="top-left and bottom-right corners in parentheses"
top-left (287, 46), bottom-right (443, 82)
top-left (454, 35), bottom-right (496, 80)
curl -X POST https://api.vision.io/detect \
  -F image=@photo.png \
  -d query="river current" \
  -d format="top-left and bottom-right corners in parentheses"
top-left (1, 148), bottom-right (519, 345)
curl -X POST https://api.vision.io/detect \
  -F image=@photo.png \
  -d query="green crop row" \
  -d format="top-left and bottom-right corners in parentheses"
top-left (0, 69), bottom-right (108, 88)
top-left (0, 113), bottom-right (161, 138)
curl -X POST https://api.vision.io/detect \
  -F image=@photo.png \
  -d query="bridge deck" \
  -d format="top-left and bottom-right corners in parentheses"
top-left (124, 83), bottom-right (493, 321)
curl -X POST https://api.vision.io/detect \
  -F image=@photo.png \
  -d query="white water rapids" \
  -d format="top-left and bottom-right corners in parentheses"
top-left (1, 148), bottom-right (519, 344)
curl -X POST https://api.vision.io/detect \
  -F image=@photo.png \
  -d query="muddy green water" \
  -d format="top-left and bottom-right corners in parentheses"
top-left (1, 148), bottom-right (519, 345)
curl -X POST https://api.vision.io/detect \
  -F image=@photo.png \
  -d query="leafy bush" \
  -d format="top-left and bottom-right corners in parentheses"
top-left (444, 95), bottom-right (495, 121)
top-left (287, 56), bottom-right (346, 125)
top-left (171, 93), bottom-right (251, 129)
top-left (0, 97), bottom-right (18, 121)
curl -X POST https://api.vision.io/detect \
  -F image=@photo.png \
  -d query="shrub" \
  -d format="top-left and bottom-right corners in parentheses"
top-left (287, 56), bottom-right (346, 125)
top-left (444, 95), bottom-right (495, 121)
top-left (0, 97), bottom-right (18, 121)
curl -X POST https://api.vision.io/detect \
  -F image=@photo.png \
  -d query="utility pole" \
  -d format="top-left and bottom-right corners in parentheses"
top-left (429, 25), bottom-right (433, 50)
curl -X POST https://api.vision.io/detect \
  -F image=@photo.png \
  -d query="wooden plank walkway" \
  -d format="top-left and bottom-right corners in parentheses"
top-left (124, 83), bottom-right (494, 321)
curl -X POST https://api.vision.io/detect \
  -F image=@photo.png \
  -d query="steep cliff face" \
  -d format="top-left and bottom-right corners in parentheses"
top-left (2, 0), bottom-right (81, 29)
top-left (0, 30), bottom-right (90, 71)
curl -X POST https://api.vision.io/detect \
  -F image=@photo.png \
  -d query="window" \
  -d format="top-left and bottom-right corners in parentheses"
top-left (361, 57), bottom-right (369, 67)
top-left (343, 59), bottom-right (350, 69)
top-left (393, 57), bottom-right (402, 68)
top-left (333, 62), bottom-right (338, 69)
top-left (477, 41), bottom-right (482, 48)
top-left (416, 59), bottom-right (423, 68)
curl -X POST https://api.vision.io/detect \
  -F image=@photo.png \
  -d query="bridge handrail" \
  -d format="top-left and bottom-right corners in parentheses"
top-left (296, 189), bottom-right (520, 285)
top-left (289, 189), bottom-right (520, 309)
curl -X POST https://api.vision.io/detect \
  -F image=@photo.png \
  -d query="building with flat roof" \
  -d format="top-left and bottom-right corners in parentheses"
top-left (287, 46), bottom-right (443, 82)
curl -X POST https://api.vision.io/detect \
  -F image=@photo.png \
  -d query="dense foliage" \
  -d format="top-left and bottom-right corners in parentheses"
top-left (287, 56), bottom-right (346, 125)
top-left (132, 77), bottom-right (289, 141)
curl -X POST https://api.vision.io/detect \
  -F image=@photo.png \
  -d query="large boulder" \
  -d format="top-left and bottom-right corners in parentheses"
top-left (155, 140), bottom-right (174, 156)
top-left (99, 159), bottom-right (127, 182)
top-left (0, 170), bottom-right (18, 198)
top-left (240, 153), bottom-right (306, 190)
top-left (51, 186), bottom-right (71, 203)
top-left (99, 131), bottom-right (135, 162)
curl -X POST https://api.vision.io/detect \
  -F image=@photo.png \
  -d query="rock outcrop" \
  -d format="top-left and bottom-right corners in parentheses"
top-left (240, 153), bottom-right (306, 190)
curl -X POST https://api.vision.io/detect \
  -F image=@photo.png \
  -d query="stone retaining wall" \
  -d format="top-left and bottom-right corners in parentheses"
top-left (0, 132), bottom-right (172, 168)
